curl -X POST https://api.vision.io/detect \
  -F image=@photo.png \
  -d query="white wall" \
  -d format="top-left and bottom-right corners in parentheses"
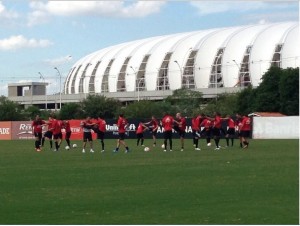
top-left (253, 116), bottom-right (299, 139)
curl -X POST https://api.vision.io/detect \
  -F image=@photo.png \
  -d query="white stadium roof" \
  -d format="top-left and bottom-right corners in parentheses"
top-left (64, 21), bottom-right (299, 95)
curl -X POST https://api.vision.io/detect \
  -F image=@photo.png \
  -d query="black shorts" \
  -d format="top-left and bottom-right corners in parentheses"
top-left (136, 133), bottom-right (144, 139)
top-left (43, 131), bottom-right (53, 139)
top-left (178, 129), bottom-right (185, 138)
top-left (83, 132), bottom-right (92, 142)
top-left (53, 133), bottom-right (62, 140)
top-left (226, 128), bottom-right (235, 135)
top-left (241, 130), bottom-right (250, 138)
top-left (192, 130), bottom-right (200, 138)
top-left (65, 131), bottom-right (71, 139)
top-left (97, 131), bottom-right (105, 140)
top-left (152, 129), bottom-right (157, 136)
top-left (212, 127), bottom-right (221, 137)
top-left (164, 130), bottom-right (172, 140)
top-left (118, 133), bottom-right (125, 140)
top-left (201, 128), bottom-right (211, 138)
top-left (34, 132), bottom-right (42, 140)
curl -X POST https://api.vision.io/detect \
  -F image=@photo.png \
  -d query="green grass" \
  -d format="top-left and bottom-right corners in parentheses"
top-left (0, 138), bottom-right (298, 224)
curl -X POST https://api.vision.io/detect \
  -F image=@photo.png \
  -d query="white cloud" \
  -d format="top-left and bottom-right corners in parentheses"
top-left (190, 1), bottom-right (296, 15)
top-left (0, 1), bottom-right (19, 21)
top-left (43, 55), bottom-right (73, 67)
top-left (0, 35), bottom-right (53, 51)
top-left (28, 1), bottom-right (166, 26)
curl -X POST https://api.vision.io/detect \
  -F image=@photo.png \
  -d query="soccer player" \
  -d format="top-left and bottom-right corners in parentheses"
top-left (161, 112), bottom-right (174, 152)
top-left (42, 115), bottom-right (54, 150)
top-left (32, 115), bottom-right (46, 152)
top-left (224, 115), bottom-right (235, 147)
top-left (114, 113), bottom-right (130, 153)
top-left (136, 121), bottom-right (148, 147)
top-left (174, 112), bottom-right (186, 151)
top-left (240, 114), bottom-right (251, 148)
top-left (144, 116), bottom-right (159, 147)
top-left (80, 116), bottom-right (95, 153)
top-left (63, 120), bottom-right (72, 149)
top-left (200, 114), bottom-right (212, 147)
top-left (236, 113), bottom-right (244, 148)
top-left (207, 112), bottom-right (222, 150)
top-left (96, 115), bottom-right (106, 152)
top-left (52, 115), bottom-right (63, 152)
top-left (191, 113), bottom-right (201, 150)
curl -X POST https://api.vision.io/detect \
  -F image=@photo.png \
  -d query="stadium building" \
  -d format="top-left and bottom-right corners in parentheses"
top-left (65, 21), bottom-right (299, 95)
top-left (8, 21), bottom-right (299, 109)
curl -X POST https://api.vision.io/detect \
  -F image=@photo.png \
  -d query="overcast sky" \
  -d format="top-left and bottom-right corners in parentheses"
top-left (0, 0), bottom-right (298, 95)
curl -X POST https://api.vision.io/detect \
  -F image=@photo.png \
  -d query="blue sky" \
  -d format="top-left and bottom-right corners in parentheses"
top-left (0, 0), bottom-right (298, 95)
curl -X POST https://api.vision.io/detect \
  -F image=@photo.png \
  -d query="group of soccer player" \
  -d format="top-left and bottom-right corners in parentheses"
top-left (31, 111), bottom-right (251, 153)
top-left (31, 114), bottom-right (72, 152)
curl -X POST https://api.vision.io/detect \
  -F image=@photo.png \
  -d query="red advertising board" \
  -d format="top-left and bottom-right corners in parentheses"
top-left (12, 121), bottom-right (36, 140)
top-left (0, 121), bottom-right (12, 140)
top-left (67, 120), bottom-right (97, 140)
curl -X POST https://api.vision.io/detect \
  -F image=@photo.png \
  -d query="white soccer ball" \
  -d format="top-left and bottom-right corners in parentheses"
top-left (65, 146), bottom-right (70, 150)
top-left (72, 144), bottom-right (77, 148)
top-left (144, 147), bottom-right (150, 152)
top-left (161, 144), bottom-right (165, 149)
top-left (207, 143), bottom-right (211, 147)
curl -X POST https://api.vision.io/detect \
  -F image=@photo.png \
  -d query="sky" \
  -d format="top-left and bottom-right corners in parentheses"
top-left (0, 0), bottom-right (298, 95)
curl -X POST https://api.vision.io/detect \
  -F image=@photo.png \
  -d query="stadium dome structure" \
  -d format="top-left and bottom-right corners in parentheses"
top-left (64, 21), bottom-right (299, 96)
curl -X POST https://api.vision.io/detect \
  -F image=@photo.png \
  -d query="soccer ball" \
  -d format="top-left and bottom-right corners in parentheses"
top-left (144, 147), bottom-right (150, 152)
top-left (207, 143), bottom-right (211, 147)
top-left (65, 146), bottom-right (70, 150)
top-left (161, 144), bottom-right (165, 149)
top-left (72, 144), bottom-right (77, 148)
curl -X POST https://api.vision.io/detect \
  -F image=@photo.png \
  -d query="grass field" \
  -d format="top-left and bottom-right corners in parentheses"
top-left (0, 138), bottom-right (298, 224)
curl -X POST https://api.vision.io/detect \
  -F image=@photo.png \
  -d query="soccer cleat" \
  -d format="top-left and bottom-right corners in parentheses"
top-left (195, 148), bottom-right (201, 151)
top-left (113, 149), bottom-right (118, 153)
top-left (163, 149), bottom-right (167, 152)
top-left (170, 149), bottom-right (173, 152)
top-left (125, 150), bottom-right (130, 153)
top-left (181, 149), bottom-right (184, 152)
top-left (101, 150), bottom-right (105, 153)
top-left (90, 149), bottom-right (94, 153)
top-left (82, 149), bottom-right (85, 153)
top-left (214, 147), bottom-right (220, 150)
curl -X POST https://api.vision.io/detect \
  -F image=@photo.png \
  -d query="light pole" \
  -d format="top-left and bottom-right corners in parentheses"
top-left (174, 60), bottom-right (185, 88)
top-left (136, 78), bottom-right (145, 102)
top-left (38, 72), bottom-right (47, 110)
top-left (54, 67), bottom-right (62, 110)
top-left (130, 66), bottom-right (138, 101)
top-left (232, 60), bottom-right (242, 88)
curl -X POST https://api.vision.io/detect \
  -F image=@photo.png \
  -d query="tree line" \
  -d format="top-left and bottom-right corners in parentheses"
top-left (0, 67), bottom-right (298, 121)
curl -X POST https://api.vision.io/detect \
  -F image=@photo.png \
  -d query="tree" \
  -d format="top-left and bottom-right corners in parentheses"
top-left (165, 88), bottom-right (203, 116)
top-left (203, 93), bottom-right (238, 116)
top-left (279, 67), bottom-right (299, 115)
top-left (23, 106), bottom-right (41, 120)
top-left (236, 87), bottom-right (257, 115)
top-left (0, 96), bottom-right (23, 121)
top-left (59, 103), bottom-right (84, 120)
top-left (82, 95), bottom-right (121, 119)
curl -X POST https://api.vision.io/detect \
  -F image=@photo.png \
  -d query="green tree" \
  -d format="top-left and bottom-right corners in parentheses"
top-left (82, 95), bottom-right (121, 119)
top-left (236, 87), bottom-right (257, 115)
top-left (279, 67), bottom-right (299, 115)
top-left (0, 96), bottom-right (23, 121)
top-left (59, 103), bottom-right (85, 120)
top-left (203, 93), bottom-right (238, 116)
top-left (165, 88), bottom-right (203, 116)
top-left (254, 66), bottom-right (281, 112)
top-left (23, 105), bottom-right (41, 120)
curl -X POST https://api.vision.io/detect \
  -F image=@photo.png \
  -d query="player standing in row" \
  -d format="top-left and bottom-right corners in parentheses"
top-left (144, 116), bottom-right (159, 147)
top-left (113, 113), bottom-right (130, 153)
top-left (200, 114), bottom-right (212, 146)
top-left (161, 112), bottom-right (174, 152)
top-left (81, 116), bottom-right (95, 153)
top-left (238, 113), bottom-right (251, 148)
top-left (41, 115), bottom-right (54, 150)
top-left (136, 121), bottom-right (148, 147)
top-left (191, 113), bottom-right (201, 151)
top-left (206, 112), bottom-right (222, 150)
top-left (52, 115), bottom-right (63, 152)
top-left (224, 115), bottom-right (235, 147)
top-left (96, 115), bottom-right (106, 153)
top-left (174, 112), bottom-right (186, 151)
top-left (32, 115), bottom-right (46, 152)
top-left (63, 120), bottom-right (72, 149)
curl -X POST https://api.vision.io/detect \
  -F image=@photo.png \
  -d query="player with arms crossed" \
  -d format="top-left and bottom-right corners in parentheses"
top-left (81, 116), bottom-right (95, 153)
top-left (174, 112), bottom-right (186, 151)
top-left (161, 112), bottom-right (174, 152)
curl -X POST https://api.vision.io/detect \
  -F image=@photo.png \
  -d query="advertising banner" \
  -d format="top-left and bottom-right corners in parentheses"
top-left (0, 121), bottom-right (12, 140)
top-left (12, 121), bottom-right (36, 140)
